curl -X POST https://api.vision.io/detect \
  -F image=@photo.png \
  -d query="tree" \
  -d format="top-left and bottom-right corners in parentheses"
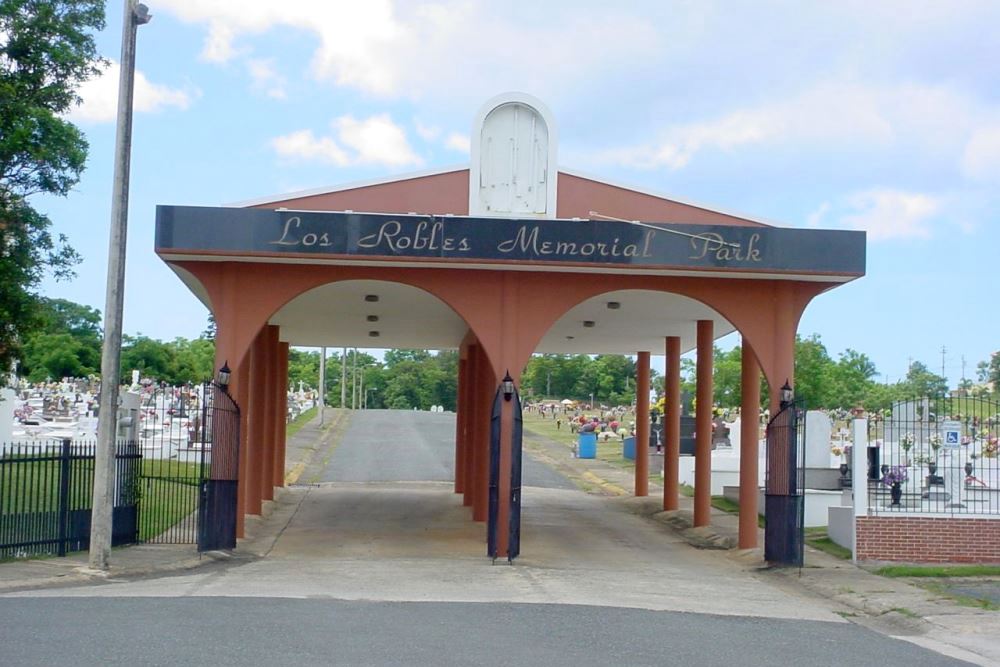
top-left (977, 352), bottom-right (1000, 390)
top-left (901, 361), bottom-right (948, 398)
top-left (0, 1), bottom-right (106, 370)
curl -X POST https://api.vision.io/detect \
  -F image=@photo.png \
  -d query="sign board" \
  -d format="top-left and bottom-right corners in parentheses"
top-left (941, 420), bottom-right (961, 448)
top-left (156, 206), bottom-right (867, 276)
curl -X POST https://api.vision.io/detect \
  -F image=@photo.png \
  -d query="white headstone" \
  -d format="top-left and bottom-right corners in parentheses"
top-left (804, 410), bottom-right (833, 468)
top-left (0, 388), bottom-right (15, 446)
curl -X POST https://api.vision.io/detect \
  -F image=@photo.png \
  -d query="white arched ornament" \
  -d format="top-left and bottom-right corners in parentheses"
top-left (469, 92), bottom-right (559, 219)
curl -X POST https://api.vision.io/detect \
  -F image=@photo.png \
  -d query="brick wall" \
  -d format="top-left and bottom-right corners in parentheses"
top-left (856, 516), bottom-right (1000, 563)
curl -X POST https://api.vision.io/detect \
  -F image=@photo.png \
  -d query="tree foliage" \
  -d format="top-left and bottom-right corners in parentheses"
top-left (0, 0), bottom-right (106, 369)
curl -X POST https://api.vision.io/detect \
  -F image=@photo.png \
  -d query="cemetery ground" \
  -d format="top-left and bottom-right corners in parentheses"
top-left (1, 410), bottom-right (999, 665)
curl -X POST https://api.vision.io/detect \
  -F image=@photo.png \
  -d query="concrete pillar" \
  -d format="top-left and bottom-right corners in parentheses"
top-left (635, 351), bottom-right (650, 497)
top-left (246, 331), bottom-right (265, 515)
top-left (463, 344), bottom-right (479, 508)
top-left (770, 287), bottom-right (797, 416)
top-left (274, 342), bottom-right (289, 487)
top-left (739, 338), bottom-right (761, 549)
top-left (475, 352), bottom-right (494, 523)
top-left (260, 326), bottom-right (277, 502)
top-left (694, 319), bottom-right (714, 527)
top-left (664, 336), bottom-right (681, 511)
top-left (455, 356), bottom-right (468, 494)
top-left (235, 358), bottom-right (250, 537)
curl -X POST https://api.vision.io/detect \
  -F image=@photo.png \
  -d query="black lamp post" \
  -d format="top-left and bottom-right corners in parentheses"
top-left (501, 371), bottom-right (515, 402)
top-left (779, 380), bottom-right (793, 409)
top-left (216, 361), bottom-right (231, 393)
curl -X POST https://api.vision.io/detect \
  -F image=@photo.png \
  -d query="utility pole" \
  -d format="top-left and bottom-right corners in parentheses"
top-left (360, 369), bottom-right (365, 409)
top-left (351, 347), bottom-right (358, 410)
top-left (941, 345), bottom-right (947, 379)
top-left (318, 347), bottom-right (326, 425)
top-left (962, 356), bottom-right (967, 384)
top-left (340, 346), bottom-right (347, 407)
top-left (89, 0), bottom-right (151, 573)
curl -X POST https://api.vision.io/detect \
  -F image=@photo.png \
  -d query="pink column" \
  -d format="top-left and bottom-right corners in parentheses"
top-left (694, 319), bottom-right (714, 527)
top-left (739, 337), bottom-right (761, 549)
top-left (635, 351), bottom-right (650, 497)
top-left (664, 336), bottom-right (681, 511)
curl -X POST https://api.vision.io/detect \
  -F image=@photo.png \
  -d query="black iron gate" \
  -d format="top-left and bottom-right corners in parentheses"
top-left (198, 384), bottom-right (241, 552)
top-left (764, 400), bottom-right (806, 566)
top-left (487, 387), bottom-right (523, 562)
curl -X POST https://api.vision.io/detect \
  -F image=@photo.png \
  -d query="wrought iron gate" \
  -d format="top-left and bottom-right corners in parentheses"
top-left (764, 400), bottom-right (806, 566)
top-left (197, 384), bottom-right (241, 552)
top-left (487, 387), bottom-right (523, 562)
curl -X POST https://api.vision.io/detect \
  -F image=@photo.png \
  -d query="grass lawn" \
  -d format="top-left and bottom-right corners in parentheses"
top-left (286, 407), bottom-right (318, 437)
top-left (522, 412), bottom-right (661, 481)
top-left (874, 564), bottom-right (1000, 578)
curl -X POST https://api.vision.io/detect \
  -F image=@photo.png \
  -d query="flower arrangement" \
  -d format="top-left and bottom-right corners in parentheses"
top-left (984, 436), bottom-right (998, 459)
top-left (882, 466), bottom-right (909, 486)
top-left (830, 446), bottom-right (843, 457)
top-left (900, 432), bottom-right (915, 452)
top-left (929, 433), bottom-right (943, 451)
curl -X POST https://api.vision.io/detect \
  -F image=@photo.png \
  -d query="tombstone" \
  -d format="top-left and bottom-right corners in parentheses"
top-left (0, 388), bottom-right (15, 447)
top-left (804, 410), bottom-right (833, 468)
top-left (727, 417), bottom-right (742, 453)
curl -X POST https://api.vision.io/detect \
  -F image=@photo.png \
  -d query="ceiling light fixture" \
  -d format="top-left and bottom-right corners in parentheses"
top-left (368, 331), bottom-right (380, 337)
top-left (364, 295), bottom-right (379, 302)
top-left (606, 301), bottom-right (621, 310)
top-left (583, 320), bottom-right (595, 328)
top-left (366, 315), bottom-right (379, 322)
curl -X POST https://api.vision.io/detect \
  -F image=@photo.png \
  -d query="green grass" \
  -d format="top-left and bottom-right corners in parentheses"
top-left (874, 564), bottom-right (1000, 578)
top-left (802, 526), bottom-right (853, 559)
top-left (286, 407), bottom-right (318, 437)
top-left (1, 454), bottom-right (204, 547)
top-left (711, 495), bottom-right (740, 513)
top-left (679, 483), bottom-right (694, 497)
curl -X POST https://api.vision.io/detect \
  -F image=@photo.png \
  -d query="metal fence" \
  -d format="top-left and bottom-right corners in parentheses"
top-left (0, 440), bottom-right (140, 559)
top-left (867, 396), bottom-right (1000, 516)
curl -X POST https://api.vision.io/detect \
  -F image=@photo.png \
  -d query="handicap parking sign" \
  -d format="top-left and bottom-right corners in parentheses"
top-left (942, 421), bottom-right (961, 448)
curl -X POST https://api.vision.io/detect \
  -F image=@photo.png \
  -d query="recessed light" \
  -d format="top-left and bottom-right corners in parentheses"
top-left (364, 294), bottom-right (379, 302)
top-left (366, 315), bottom-right (379, 322)
top-left (583, 320), bottom-right (596, 328)
top-left (566, 335), bottom-right (575, 340)
top-left (368, 331), bottom-right (380, 337)
top-left (606, 301), bottom-right (621, 310)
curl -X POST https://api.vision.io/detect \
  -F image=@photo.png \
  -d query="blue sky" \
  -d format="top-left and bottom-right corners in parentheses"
top-left (33, 1), bottom-right (1000, 388)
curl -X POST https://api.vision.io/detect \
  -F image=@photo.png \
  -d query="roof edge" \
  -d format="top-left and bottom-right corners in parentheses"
top-left (557, 167), bottom-right (782, 228)
top-left (225, 164), bottom-right (470, 208)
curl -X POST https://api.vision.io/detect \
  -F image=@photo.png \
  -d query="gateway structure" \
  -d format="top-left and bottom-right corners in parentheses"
top-left (155, 93), bottom-right (865, 559)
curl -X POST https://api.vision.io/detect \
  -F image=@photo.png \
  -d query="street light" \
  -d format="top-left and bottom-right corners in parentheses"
top-left (779, 380), bottom-right (794, 409)
top-left (89, 0), bottom-right (152, 573)
top-left (501, 371), bottom-right (515, 402)
top-left (216, 361), bottom-right (231, 392)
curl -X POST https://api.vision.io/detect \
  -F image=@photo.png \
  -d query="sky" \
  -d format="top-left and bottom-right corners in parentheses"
top-left (31, 0), bottom-right (1000, 389)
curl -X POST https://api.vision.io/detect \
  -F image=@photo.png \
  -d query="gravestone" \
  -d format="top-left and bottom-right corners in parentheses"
top-left (0, 388), bottom-right (15, 446)
top-left (804, 410), bottom-right (833, 468)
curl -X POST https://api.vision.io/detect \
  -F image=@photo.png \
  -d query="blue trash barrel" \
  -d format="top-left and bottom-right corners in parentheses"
top-left (623, 436), bottom-right (636, 460)
top-left (577, 432), bottom-right (597, 459)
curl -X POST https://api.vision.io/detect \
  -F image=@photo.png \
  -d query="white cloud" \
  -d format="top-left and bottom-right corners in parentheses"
top-left (271, 113), bottom-right (423, 168)
top-left (805, 202), bottom-right (830, 229)
top-left (246, 58), bottom-right (287, 99)
top-left (155, 0), bottom-right (659, 99)
top-left (444, 133), bottom-right (470, 153)
top-left (68, 61), bottom-right (193, 123)
top-left (272, 129), bottom-right (350, 166)
top-left (414, 120), bottom-right (441, 142)
top-left (961, 125), bottom-right (1000, 183)
top-left (837, 189), bottom-right (941, 241)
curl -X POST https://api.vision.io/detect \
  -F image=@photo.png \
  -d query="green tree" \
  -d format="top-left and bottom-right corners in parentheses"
top-left (0, 0), bottom-right (106, 369)
top-left (977, 352), bottom-right (1000, 390)
top-left (120, 334), bottom-right (173, 381)
top-left (901, 361), bottom-right (948, 398)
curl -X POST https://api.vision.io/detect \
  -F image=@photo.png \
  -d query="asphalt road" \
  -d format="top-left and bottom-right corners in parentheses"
top-left (0, 598), bottom-right (973, 667)
top-left (312, 408), bottom-right (575, 490)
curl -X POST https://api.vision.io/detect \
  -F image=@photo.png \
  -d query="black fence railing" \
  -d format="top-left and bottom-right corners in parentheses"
top-left (867, 396), bottom-right (1000, 516)
top-left (0, 440), bottom-right (140, 559)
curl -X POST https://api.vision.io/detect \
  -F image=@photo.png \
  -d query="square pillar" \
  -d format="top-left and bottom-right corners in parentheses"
top-left (635, 351), bottom-right (650, 497)
top-left (694, 319), bottom-right (713, 527)
top-left (664, 336), bottom-right (681, 511)
top-left (739, 338), bottom-right (761, 549)
top-left (274, 342), bottom-right (289, 487)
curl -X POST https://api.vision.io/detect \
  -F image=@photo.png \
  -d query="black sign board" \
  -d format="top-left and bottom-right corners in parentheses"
top-left (155, 205), bottom-right (865, 276)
